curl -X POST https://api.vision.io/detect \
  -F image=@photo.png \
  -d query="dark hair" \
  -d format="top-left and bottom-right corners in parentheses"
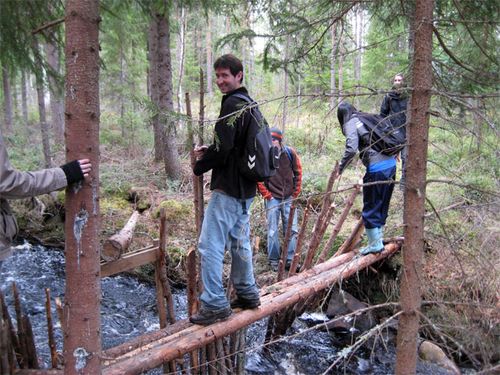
top-left (214, 54), bottom-right (244, 83)
top-left (337, 102), bottom-right (358, 134)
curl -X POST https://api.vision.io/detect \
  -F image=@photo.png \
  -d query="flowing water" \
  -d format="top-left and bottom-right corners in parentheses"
top-left (1, 243), bottom-right (456, 374)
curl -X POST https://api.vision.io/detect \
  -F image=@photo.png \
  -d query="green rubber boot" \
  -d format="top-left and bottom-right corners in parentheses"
top-left (360, 227), bottom-right (384, 255)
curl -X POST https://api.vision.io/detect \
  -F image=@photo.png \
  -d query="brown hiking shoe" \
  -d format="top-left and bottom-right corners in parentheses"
top-left (189, 306), bottom-right (232, 326)
top-left (230, 295), bottom-right (261, 309)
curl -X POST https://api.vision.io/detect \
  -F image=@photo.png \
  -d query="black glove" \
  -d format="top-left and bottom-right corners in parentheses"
top-left (61, 160), bottom-right (85, 184)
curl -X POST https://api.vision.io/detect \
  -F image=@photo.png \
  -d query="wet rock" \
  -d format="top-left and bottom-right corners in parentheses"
top-left (419, 340), bottom-right (461, 375)
top-left (325, 288), bottom-right (376, 335)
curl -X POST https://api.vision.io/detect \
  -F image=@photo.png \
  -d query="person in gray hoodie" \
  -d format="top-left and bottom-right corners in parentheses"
top-left (337, 102), bottom-right (396, 255)
top-left (0, 131), bottom-right (91, 263)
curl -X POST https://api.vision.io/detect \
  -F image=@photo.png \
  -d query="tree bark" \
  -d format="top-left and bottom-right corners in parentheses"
top-left (156, 11), bottom-right (181, 179)
top-left (148, 18), bottom-right (163, 162)
top-left (21, 70), bottom-right (29, 125)
top-left (330, 23), bottom-right (337, 110)
top-left (2, 66), bottom-right (13, 133)
top-left (33, 39), bottom-right (52, 168)
top-left (63, 1), bottom-right (102, 374)
top-left (45, 37), bottom-right (65, 142)
top-left (175, 6), bottom-right (186, 113)
top-left (206, 16), bottom-right (213, 96)
top-left (395, 0), bottom-right (434, 373)
top-left (102, 211), bottom-right (140, 261)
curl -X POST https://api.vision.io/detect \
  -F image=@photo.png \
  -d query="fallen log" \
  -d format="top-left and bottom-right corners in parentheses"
top-left (102, 211), bottom-right (140, 261)
top-left (102, 243), bottom-right (400, 375)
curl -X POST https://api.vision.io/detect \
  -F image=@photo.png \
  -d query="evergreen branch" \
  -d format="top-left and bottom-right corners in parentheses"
top-left (451, 0), bottom-right (499, 66)
top-left (31, 18), bottom-right (64, 35)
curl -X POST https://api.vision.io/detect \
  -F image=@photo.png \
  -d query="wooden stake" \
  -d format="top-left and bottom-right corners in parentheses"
top-left (44, 289), bottom-right (58, 368)
top-left (287, 202), bottom-right (311, 277)
top-left (316, 186), bottom-right (360, 264)
top-left (12, 283), bottom-right (28, 369)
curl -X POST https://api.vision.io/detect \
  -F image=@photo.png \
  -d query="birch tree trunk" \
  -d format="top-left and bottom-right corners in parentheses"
top-left (176, 6), bottom-right (186, 113)
top-left (395, 0), bottom-right (434, 373)
top-left (45, 38), bottom-right (65, 142)
top-left (33, 39), bottom-right (52, 168)
top-left (63, 1), bottom-right (102, 373)
top-left (2, 66), bottom-right (13, 133)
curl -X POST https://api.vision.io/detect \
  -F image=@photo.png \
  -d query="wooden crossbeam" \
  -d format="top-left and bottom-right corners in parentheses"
top-left (100, 241), bottom-right (159, 278)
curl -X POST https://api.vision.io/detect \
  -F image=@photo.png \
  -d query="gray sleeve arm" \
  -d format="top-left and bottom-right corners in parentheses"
top-left (339, 118), bottom-right (360, 174)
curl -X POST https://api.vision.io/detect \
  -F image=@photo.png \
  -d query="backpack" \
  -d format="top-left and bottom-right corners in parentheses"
top-left (231, 93), bottom-right (279, 182)
top-left (357, 113), bottom-right (406, 156)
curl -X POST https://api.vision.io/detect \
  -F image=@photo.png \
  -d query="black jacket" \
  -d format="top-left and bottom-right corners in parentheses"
top-left (380, 90), bottom-right (408, 131)
top-left (193, 87), bottom-right (257, 199)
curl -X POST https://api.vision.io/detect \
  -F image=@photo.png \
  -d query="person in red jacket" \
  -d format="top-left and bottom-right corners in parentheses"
top-left (257, 128), bottom-right (302, 271)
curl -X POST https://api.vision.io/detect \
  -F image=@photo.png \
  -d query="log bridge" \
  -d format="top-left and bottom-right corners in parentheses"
top-left (2, 166), bottom-right (403, 374)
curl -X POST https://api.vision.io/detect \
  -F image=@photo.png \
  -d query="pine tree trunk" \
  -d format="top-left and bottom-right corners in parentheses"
top-left (330, 24), bottom-right (337, 110)
top-left (156, 11), bottom-right (181, 179)
top-left (148, 18), bottom-right (163, 162)
top-left (33, 39), bottom-right (52, 168)
top-left (63, 1), bottom-right (102, 373)
top-left (119, 42), bottom-right (125, 138)
top-left (206, 16), bottom-right (213, 96)
top-left (338, 40), bottom-right (344, 106)
top-left (395, 0), bottom-right (434, 373)
top-left (354, 6), bottom-right (363, 104)
top-left (282, 35), bottom-right (291, 131)
top-left (21, 70), bottom-right (29, 125)
top-left (45, 38), bottom-right (65, 142)
top-left (2, 66), bottom-right (13, 133)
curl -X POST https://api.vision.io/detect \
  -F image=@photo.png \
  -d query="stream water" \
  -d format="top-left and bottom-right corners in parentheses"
top-left (0, 242), bottom-right (457, 374)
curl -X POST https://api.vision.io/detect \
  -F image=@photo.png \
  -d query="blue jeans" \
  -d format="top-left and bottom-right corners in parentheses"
top-left (362, 166), bottom-right (396, 229)
top-left (265, 197), bottom-right (298, 262)
top-left (198, 191), bottom-right (259, 310)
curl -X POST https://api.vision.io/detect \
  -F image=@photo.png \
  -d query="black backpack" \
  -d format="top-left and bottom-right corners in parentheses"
top-left (357, 113), bottom-right (406, 156)
top-left (231, 93), bottom-right (279, 182)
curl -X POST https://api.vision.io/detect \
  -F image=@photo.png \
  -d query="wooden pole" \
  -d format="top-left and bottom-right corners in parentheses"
top-left (12, 283), bottom-right (28, 369)
top-left (0, 290), bottom-right (20, 369)
top-left (287, 203), bottom-right (311, 277)
top-left (102, 211), bottom-right (140, 261)
top-left (44, 289), bottom-right (58, 369)
top-left (277, 203), bottom-right (296, 281)
top-left (316, 186), bottom-right (360, 263)
top-left (103, 244), bottom-right (400, 374)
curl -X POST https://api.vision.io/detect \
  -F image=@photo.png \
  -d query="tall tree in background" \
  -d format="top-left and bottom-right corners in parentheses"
top-left (395, 0), bottom-right (434, 372)
top-left (1, 65), bottom-right (13, 132)
top-left (45, 35), bottom-right (65, 143)
top-left (149, 2), bottom-right (181, 178)
top-left (63, 0), bottom-right (102, 373)
top-left (20, 70), bottom-right (29, 125)
top-left (33, 38), bottom-right (52, 167)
